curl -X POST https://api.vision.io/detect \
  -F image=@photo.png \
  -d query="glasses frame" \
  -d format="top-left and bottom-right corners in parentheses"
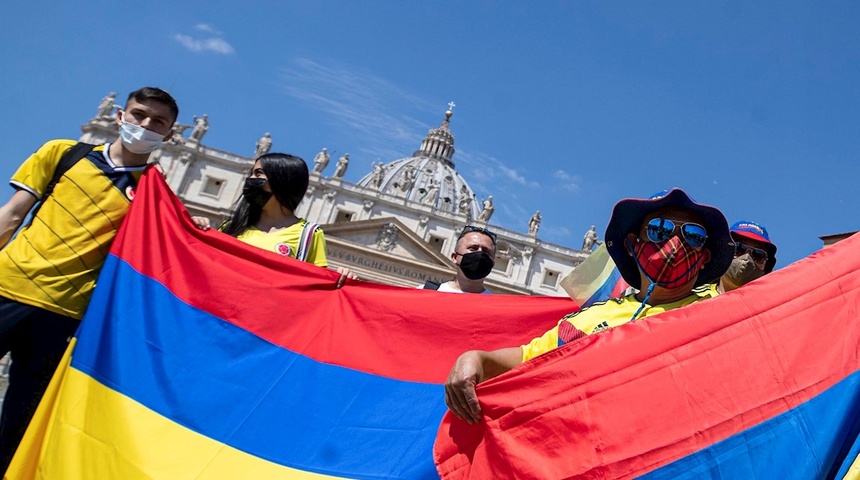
top-left (644, 217), bottom-right (708, 249)
top-left (734, 242), bottom-right (768, 267)
top-left (459, 225), bottom-right (497, 245)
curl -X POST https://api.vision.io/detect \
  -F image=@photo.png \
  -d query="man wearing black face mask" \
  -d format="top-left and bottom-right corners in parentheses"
top-left (718, 221), bottom-right (777, 293)
top-left (444, 189), bottom-right (735, 424)
top-left (421, 226), bottom-right (496, 294)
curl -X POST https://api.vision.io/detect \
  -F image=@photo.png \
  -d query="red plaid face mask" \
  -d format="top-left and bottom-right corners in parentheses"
top-left (632, 235), bottom-right (704, 288)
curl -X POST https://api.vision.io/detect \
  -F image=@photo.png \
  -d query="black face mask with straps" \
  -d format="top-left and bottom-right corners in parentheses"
top-left (457, 251), bottom-right (494, 280)
top-left (242, 178), bottom-right (272, 208)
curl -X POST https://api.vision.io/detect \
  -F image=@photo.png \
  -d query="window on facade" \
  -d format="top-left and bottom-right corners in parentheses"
top-left (542, 269), bottom-right (560, 288)
top-left (334, 210), bottom-right (354, 223)
top-left (201, 177), bottom-right (224, 197)
top-left (493, 257), bottom-right (510, 274)
top-left (429, 235), bottom-right (445, 253)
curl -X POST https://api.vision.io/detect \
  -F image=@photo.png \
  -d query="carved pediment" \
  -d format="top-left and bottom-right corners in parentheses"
top-left (320, 217), bottom-right (451, 267)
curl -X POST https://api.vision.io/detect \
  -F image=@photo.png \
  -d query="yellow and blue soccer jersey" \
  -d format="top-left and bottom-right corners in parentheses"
top-left (236, 219), bottom-right (328, 267)
top-left (0, 139), bottom-right (145, 319)
top-left (521, 284), bottom-right (719, 362)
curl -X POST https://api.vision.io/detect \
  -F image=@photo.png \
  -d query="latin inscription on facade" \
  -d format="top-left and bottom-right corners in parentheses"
top-left (328, 247), bottom-right (447, 284)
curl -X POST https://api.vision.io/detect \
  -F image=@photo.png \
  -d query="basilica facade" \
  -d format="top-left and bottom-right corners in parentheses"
top-left (80, 100), bottom-right (594, 296)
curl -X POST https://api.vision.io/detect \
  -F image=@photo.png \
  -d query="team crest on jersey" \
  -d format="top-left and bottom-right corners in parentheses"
top-left (275, 243), bottom-right (292, 256)
top-left (125, 186), bottom-right (136, 201)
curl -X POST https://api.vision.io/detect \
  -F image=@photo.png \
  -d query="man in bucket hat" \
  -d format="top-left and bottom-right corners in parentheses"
top-left (718, 220), bottom-right (778, 293)
top-left (444, 188), bottom-right (735, 424)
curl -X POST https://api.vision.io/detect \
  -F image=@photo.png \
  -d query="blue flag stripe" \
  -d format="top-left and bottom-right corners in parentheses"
top-left (641, 372), bottom-right (860, 479)
top-left (71, 255), bottom-right (444, 479)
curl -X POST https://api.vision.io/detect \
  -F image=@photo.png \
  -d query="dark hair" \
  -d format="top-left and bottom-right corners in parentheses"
top-left (222, 153), bottom-right (310, 237)
top-left (455, 225), bottom-right (497, 259)
top-left (126, 87), bottom-right (179, 123)
top-left (457, 225), bottom-right (497, 246)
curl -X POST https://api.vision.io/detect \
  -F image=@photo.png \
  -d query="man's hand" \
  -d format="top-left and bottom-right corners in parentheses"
top-left (191, 216), bottom-right (211, 231)
top-left (444, 347), bottom-right (524, 424)
top-left (335, 266), bottom-right (358, 288)
top-left (445, 351), bottom-right (485, 424)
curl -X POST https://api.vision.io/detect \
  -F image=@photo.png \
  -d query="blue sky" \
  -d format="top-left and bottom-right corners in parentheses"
top-left (2, 1), bottom-right (858, 268)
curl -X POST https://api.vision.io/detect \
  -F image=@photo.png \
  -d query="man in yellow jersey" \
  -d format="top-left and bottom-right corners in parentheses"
top-left (444, 188), bottom-right (735, 424)
top-left (0, 87), bottom-right (178, 469)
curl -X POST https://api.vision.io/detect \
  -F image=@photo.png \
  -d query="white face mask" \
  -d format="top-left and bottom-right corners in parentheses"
top-left (119, 120), bottom-right (164, 154)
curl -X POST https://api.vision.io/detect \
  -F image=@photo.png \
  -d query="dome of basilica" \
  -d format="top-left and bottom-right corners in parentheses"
top-left (355, 109), bottom-right (483, 220)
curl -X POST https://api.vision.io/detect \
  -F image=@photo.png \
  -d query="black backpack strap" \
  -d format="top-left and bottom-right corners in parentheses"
top-left (31, 142), bottom-right (96, 217)
top-left (423, 280), bottom-right (441, 290)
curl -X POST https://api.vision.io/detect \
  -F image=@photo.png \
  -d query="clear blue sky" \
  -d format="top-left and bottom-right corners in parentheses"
top-left (2, 1), bottom-right (858, 268)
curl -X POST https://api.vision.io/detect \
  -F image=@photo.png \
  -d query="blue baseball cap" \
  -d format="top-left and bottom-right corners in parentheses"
top-left (731, 220), bottom-right (777, 272)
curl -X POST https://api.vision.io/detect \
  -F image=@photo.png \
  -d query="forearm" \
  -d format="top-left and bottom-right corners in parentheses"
top-left (474, 347), bottom-right (524, 381)
top-left (0, 212), bottom-right (25, 248)
top-left (0, 190), bottom-right (37, 249)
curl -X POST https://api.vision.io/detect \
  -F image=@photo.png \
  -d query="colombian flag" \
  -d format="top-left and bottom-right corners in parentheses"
top-left (6, 168), bottom-right (578, 479)
top-left (435, 232), bottom-right (860, 478)
top-left (559, 243), bottom-right (629, 308)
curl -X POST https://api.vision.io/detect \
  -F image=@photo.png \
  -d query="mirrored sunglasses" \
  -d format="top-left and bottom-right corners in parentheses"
top-left (645, 218), bottom-right (708, 249)
top-left (734, 242), bottom-right (768, 266)
top-left (460, 225), bottom-right (497, 244)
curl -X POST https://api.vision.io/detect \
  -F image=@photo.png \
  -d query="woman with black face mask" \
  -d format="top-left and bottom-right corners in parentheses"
top-left (192, 153), bottom-right (355, 285)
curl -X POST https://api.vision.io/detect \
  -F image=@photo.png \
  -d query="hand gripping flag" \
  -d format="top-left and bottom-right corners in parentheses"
top-left (6, 167), bottom-right (580, 479)
top-left (435, 232), bottom-right (860, 479)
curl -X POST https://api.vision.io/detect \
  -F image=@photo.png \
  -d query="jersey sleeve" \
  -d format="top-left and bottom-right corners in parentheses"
top-left (520, 323), bottom-right (562, 363)
top-left (10, 139), bottom-right (77, 199)
top-left (306, 227), bottom-right (328, 267)
top-left (521, 306), bottom-right (601, 362)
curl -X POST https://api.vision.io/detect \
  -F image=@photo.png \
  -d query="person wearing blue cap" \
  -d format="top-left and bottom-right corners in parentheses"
top-left (718, 221), bottom-right (777, 293)
top-left (444, 188), bottom-right (735, 424)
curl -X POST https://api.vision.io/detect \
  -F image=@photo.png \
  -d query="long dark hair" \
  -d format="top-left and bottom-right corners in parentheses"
top-left (127, 87), bottom-right (179, 123)
top-left (222, 153), bottom-right (309, 237)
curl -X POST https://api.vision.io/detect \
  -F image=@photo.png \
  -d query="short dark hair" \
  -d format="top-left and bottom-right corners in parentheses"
top-left (455, 225), bottom-right (497, 258)
top-left (126, 87), bottom-right (179, 123)
top-left (457, 225), bottom-right (497, 246)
